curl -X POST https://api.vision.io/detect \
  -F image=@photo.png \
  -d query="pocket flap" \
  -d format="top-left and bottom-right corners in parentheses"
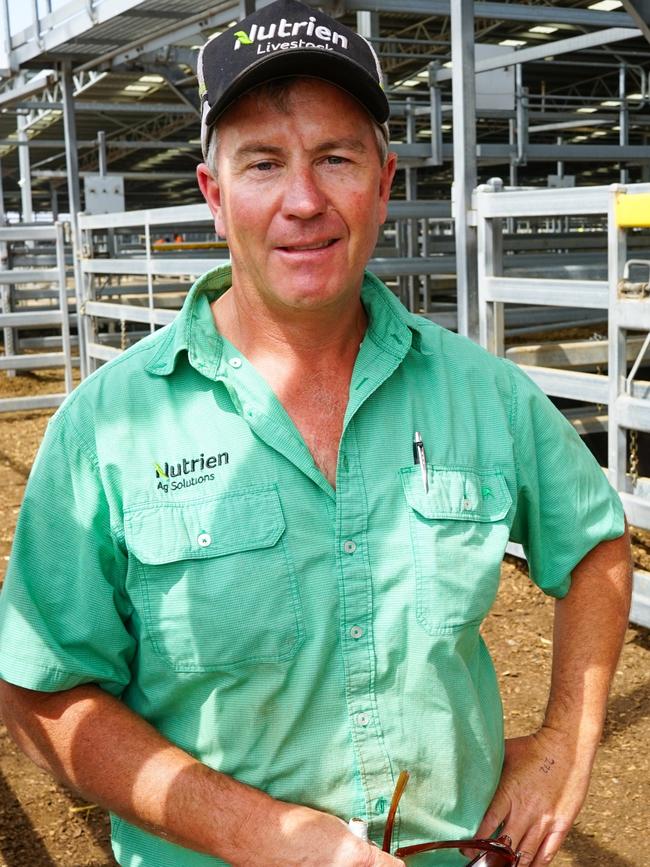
top-left (400, 466), bottom-right (512, 522)
top-left (124, 485), bottom-right (286, 564)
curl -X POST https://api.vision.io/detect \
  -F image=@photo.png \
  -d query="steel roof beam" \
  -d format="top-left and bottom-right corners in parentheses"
top-left (17, 100), bottom-right (197, 114)
top-left (621, 0), bottom-right (650, 41)
top-left (9, 0), bottom-right (151, 68)
top-left (0, 73), bottom-right (57, 108)
top-left (343, 1), bottom-right (635, 28)
top-left (32, 170), bottom-right (197, 179)
top-left (0, 138), bottom-right (200, 149)
top-left (433, 27), bottom-right (641, 82)
top-left (77, 3), bottom-right (239, 72)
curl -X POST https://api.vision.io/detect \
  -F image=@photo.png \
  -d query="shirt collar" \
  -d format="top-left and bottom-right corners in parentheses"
top-left (145, 264), bottom-right (433, 378)
top-left (360, 270), bottom-right (432, 357)
top-left (145, 265), bottom-right (232, 378)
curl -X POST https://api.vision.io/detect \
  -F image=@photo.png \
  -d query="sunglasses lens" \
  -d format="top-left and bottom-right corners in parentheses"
top-left (466, 850), bottom-right (513, 866)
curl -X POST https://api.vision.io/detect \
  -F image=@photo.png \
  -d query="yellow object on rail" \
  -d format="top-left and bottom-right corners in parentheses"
top-left (615, 192), bottom-right (650, 229)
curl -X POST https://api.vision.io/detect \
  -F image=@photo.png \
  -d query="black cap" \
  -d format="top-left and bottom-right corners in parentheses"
top-left (198, 0), bottom-right (389, 158)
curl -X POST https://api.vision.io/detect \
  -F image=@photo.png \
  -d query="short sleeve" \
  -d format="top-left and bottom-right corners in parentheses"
top-left (0, 409), bottom-right (135, 695)
top-left (506, 360), bottom-right (625, 598)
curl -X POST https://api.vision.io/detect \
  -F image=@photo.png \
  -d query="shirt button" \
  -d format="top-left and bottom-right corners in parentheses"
top-left (355, 712), bottom-right (370, 727)
top-left (462, 499), bottom-right (472, 510)
top-left (343, 540), bottom-right (357, 554)
top-left (229, 358), bottom-right (242, 368)
top-left (350, 625), bottom-right (364, 639)
top-left (197, 532), bottom-right (212, 548)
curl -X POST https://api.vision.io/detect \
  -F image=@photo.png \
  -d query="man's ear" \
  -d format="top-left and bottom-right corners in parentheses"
top-left (196, 163), bottom-right (226, 238)
top-left (378, 152), bottom-right (398, 225)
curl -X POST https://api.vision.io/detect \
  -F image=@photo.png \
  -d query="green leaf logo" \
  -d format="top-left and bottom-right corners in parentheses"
top-left (154, 462), bottom-right (169, 479)
top-left (234, 30), bottom-right (253, 45)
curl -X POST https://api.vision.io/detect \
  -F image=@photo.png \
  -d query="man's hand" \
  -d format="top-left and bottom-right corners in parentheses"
top-left (470, 726), bottom-right (593, 866)
top-left (242, 803), bottom-right (405, 867)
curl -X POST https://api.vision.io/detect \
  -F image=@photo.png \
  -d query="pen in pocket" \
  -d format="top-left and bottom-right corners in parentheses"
top-left (412, 431), bottom-right (429, 494)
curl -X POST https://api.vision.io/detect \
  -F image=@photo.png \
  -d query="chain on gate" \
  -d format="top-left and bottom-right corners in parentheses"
top-left (629, 429), bottom-right (640, 489)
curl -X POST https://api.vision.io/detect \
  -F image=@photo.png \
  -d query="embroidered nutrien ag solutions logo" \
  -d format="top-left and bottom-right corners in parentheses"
top-left (154, 451), bottom-right (229, 493)
top-left (234, 15), bottom-right (349, 54)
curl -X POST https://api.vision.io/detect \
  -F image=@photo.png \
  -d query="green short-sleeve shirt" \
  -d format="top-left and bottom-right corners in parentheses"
top-left (0, 267), bottom-right (624, 866)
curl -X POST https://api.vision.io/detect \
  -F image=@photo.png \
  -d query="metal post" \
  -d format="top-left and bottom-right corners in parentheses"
top-left (515, 64), bottom-right (528, 166)
top-left (556, 135), bottom-right (564, 181)
top-left (356, 10), bottom-right (379, 40)
top-left (61, 60), bottom-right (88, 378)
top-left (17, 114), bottom-right (33, 223)
top-left (508, 119), bottom-right (517, 188)
top-left (50, 182), bottom-right (59, 221)
top-left (643, 135), bottom-right (650, 183)
top-left (429, 62), bottom-right (443, 166)
top-left (0, 160), bottom-right (15, 378)
top-left (0, 0), bottom-right (11, 67)
top-left (477, 178), bottom-right (504, 354)
top-left (405, 97), bottom-right (418, 313)
top-left (97, 130), bottom-right (107, 176)
top-left (31, 0), bottom-right (42, 45)
top-left (607, 184), bottom-right (628, 493)
top-left (451, 0), bottom-right (478, 339)
top-left (55, 222), bottom-right (73, 394)
top-left (619, 64), bottom-right (629, 185)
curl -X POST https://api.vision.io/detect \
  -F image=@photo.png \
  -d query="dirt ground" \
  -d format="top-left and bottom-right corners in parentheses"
top-left (0, 370), bottom-right (648, 866)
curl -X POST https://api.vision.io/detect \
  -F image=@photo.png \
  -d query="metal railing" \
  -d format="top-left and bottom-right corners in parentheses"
top-left (476, 180), bottom-right (650, 627)
top-left (0, 223), bottom-right (74, 411)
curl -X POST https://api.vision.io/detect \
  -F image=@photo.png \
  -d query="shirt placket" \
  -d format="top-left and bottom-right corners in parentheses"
top-left (336, 416), bottom-right (396, 840)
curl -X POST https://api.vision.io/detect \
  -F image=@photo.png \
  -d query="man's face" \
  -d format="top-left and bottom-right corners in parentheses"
top-left (197, 79), bottom-right (397, 316)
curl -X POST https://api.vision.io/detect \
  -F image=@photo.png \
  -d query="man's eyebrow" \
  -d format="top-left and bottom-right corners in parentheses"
top-left (232, 137), bottom-right (369, 161)
top-left (314, 137), bottom-right (368, 154)
top-left (232, 143), bottom-right (285, 161)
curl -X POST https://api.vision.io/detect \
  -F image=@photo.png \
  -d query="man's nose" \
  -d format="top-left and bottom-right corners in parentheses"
top-left (281, 167), bottom-right (327, 219)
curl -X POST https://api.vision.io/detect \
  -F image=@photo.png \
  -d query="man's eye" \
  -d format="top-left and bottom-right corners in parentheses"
top-left (253, 161), bottom-right (276, 172)
top-left (326, 155), bottom-right (347, 165)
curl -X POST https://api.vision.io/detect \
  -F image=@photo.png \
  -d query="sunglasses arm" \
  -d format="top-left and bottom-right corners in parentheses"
top-left (394, 837), bottom-right (521, 864)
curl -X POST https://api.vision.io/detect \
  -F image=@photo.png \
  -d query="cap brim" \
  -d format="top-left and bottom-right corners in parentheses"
top-left (203, 50), bottom-right (389, 131)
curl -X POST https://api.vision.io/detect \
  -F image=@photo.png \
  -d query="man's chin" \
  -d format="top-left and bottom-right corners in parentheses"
top-left (269, 283), bottom-right (359, 314)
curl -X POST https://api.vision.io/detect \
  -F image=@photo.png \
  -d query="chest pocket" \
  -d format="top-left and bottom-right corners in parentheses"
top-left (124, 485), bottom-right (304, 671)
top-left (400, 466), bottom-right (513, 635)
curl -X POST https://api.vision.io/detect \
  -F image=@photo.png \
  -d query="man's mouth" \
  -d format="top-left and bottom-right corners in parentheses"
top-left (277, 239), bottom-right (339, 252)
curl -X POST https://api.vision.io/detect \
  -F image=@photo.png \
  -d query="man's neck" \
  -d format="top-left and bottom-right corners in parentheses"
top-left (211, 286), bottom-right (367, 376)
top-left (211, 283), bottom-right (368, 487)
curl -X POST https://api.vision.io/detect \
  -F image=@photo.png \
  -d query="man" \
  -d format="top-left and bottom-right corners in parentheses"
top-left (0, 2), bottom-right (631, 865)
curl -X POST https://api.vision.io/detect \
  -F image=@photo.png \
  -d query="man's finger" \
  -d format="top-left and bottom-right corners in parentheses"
top-left (530, 829), bottom-right (568, 867)
top-left (508, 821), bottom-right (559, 867)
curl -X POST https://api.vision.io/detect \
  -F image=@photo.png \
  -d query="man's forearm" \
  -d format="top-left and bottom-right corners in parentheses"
top-left (474, 528), bottom-right (632, 865)
top-left (0, 681), bottom-right (270, 859)
top-left (0, 681), bottom-right (401, 866)
top-left (543, 526), bottom-right (633, 752)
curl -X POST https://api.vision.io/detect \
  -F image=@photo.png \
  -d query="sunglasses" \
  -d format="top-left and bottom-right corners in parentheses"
top-left (382, 771), bottom-right (522, 865)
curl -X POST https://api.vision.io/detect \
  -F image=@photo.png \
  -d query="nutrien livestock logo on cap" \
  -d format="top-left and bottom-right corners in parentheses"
top-left (197, 0), bottom-right (390, 160)
top-left (233, 15), bottom-right (349, 54)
